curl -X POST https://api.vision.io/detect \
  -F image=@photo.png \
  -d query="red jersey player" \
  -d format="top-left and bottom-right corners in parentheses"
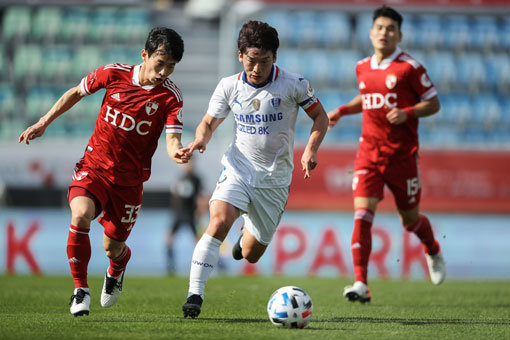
top-left (18, 27), bottom-right (189, 316)
top-left (328, 6), bottom-right (445, 303)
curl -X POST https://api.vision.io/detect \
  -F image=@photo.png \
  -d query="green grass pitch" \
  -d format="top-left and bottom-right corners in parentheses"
top-left (1, 275), bottom-right (510, 339)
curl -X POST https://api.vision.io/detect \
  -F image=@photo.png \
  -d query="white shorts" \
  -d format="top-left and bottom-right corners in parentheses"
top-left (210, 167), bottom-right (289, 245)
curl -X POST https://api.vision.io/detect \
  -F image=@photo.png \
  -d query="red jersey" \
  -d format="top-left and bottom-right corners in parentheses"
top-left (77, 63), bottom-right (183, 186)
top-left (355, 48), bottom-right (437, 161)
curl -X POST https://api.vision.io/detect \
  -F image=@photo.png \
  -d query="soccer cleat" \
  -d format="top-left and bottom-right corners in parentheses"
top-left (69, 288), bottom-right (90, 316)
top-left (182, 294), bottom-right (203, 318)
top-left (426, 252), bottom-right (446, 285)
top-left (343, 281), bottom-right (372, 303)
top-left (101, 271), bottom-right (124, 308)
top-left (232, 234), bottom-right (243, 260)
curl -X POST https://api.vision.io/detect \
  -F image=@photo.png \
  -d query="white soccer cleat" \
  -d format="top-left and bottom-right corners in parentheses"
top-left (69, 288), bottom-right (90, 316)
top-left (343, 281), bottom-right (371, 303)
top-left (426, 252), bottom-right (446, 285)
top-left (101, 271), bottom-right (124, 308)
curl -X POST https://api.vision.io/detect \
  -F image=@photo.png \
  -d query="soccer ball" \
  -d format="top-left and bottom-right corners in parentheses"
top-left (267, 286), bottom-right (313, 329)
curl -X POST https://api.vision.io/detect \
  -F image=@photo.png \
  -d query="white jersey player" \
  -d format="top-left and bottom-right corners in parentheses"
top-left (182, 20), bottom-right (329, 318)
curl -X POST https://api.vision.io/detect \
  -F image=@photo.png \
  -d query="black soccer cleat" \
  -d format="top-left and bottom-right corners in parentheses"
top-left (232, 234), bottom-right (243, 260)
top-left (182, 294), bottom-right (203, 318)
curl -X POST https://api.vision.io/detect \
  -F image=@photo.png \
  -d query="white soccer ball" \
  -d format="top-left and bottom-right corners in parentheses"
top-left (267, 286), bottom-right (313, 329)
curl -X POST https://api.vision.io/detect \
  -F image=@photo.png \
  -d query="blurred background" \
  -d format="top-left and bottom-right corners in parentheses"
top-left (0, 0), bottom-right (509, 280)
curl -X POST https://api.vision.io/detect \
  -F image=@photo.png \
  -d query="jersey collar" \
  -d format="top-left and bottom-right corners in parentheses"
top-left (370, 47), bottom-right (402, 70)
top-left (132, 64), bottom-right (157, 90)
top-left (240, 65), bottom-right (278, 88)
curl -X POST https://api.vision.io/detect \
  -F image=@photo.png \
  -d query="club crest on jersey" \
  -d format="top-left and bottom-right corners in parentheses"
top-left (271, 97), bottom-right (281, 109)
top-left (111, 93), bottom-right (120, 101)
top-left (251, 99), bottom-right (261, 111)
top-left (359, 81), bottom-right (366, 89)
top-left (73, 171), bottom-right (88, 181)
top-left (145, 101), bottom-right (159, 116)
top-left (386, 74), bottom-right (397, 89)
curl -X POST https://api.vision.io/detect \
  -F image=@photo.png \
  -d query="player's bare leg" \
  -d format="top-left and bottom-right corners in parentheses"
top-left (232, 227), bottom-right (267, 263)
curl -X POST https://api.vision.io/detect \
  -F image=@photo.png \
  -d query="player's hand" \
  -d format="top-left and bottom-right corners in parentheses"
top-left (386, 108), bottom-right (408, 125)
top-left (187, 140), bottom-right (207, 154)
top-left (172, 147), bottom-right (191, 164)
top-left (18, 121), bottom-right (47, 145)
top-left (301, 149), bottom-right (318, 179)
top-left (327, 109), bottom-right (341, 129)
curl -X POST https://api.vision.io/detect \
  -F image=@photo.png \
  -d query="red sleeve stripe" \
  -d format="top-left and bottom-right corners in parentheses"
top-left (304, 99), bottom-right (320, 113)
top-left (166, 125), bottom-right (183, 133)
top-left (273, 65), bottom-right (279, 81)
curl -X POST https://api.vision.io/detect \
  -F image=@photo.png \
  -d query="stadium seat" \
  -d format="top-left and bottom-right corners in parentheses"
top-left (31, 7), bottom-right (62, 42)
top-left (485, 53), bottom-right (510, 93)
top-left (442, 15), bottom-right (471, 50)
top-left (0, 84), bottom-right (16, 119)
top-left (0, 118), bottom-right (27, 140)
top-left (25, 87), bottom-right (59, 120)
top-left (14, 45), bottom-right (43, 81)
top-left (72, 46), bottom-right (103, 81)
top-left (287, 11), bottom-right (318, 48)
top-left (471, 93), bottom-right (502, 129)
top-left (415, 14), bottom-right (443, 49)
top-left (116, 7), bottom-right (151, 43)
top-left (500, 16), bottom-right (510, 50)
top-left (355, 12), bottom-right (373, 50)
top-left (422, 51), bottom-right (456, 92)
top-left (315, 11), bottom-right (351, 48)
top-left (88, 7), bottom-right (118, 43)
top-left (0, 45), bottom-right (5, 80)
top-left (40, 46), bottom-right (74, 82)
top-left (472, 16), bottom-right (499, 51)
top-left (328, 49), bottom-right (362, 88)
top-left (400, 13), bottom-right (417, 49)
top-left (102, 48), bottom-right (140, 66)
top-left (261, 9), bottom-right (292, 46)
top-left (455, 53), bottom-right (487, 91)
top-left (275, 49), bottom-right (301, 75)
top-left (2, 6), bottom-right (31, 41)
top-left (303, 50), bottom-right (330, 86)
top-left (59, 7), bottom-right (90, 42)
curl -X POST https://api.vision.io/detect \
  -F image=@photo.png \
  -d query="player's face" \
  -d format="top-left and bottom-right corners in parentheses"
top-left (370, 16), bottom-right (402, 55)
top-left (141, 47), bottom-right (177, 86)
top-left (238, 48), bottom-right (276, 85)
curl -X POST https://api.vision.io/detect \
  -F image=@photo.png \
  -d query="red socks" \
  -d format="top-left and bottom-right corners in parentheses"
top-left (405, 214), bottom-right (440, 256)
top-left (351, 209), bottom-right (374, 284)
top-left (67, 224), bottom-right (91, 288)
top-left (108, 245), bottom-right (131, 277)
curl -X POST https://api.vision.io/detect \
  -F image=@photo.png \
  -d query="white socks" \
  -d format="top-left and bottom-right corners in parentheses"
top-left (188, 233), bottom-right (222, 299)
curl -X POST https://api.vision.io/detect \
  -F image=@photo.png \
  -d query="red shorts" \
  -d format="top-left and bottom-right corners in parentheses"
top-left (352, 153), bottom-right (421, 211)
top-left (68, 168), bottom-right (143, 242)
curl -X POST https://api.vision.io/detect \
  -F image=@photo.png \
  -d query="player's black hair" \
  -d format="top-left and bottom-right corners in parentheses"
top-left (373, 5), bottom-right (403, 30)
top-left (145, 27), bottom-right (184, 62)
top-left (237, 20), bottom-right (279, 55)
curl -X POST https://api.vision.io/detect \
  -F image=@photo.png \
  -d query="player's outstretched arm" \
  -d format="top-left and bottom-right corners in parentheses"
top-left (19, 85), bottom-right (84, 144)
top-left (302, 102), bottom-right (329, 179)
top-left (166, 133), bottom-right (190, 164)
top-left (187, 114), bottom-right (225, 154)
top-left (327, 95), bottom-right (362, 129)
top-left (386, 95), bottom-right (440, 125)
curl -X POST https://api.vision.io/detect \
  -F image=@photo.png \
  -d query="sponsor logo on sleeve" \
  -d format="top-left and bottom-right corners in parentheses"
top-left (420, 73), bottom-right (432, 88)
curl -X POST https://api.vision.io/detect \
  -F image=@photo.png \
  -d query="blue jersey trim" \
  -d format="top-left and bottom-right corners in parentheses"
top-left (241, 65), bottom-right (275, 89)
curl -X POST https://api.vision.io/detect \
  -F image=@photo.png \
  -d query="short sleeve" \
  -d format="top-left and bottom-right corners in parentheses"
top-left (79, 65), bottom-right (110, 96)
top-left (165, 100), bottom-right (183, 134)
top-left (207, 79), bottom-right (231, 118)
top-left (295, 77), bottom-right (319, 113)
top-left (410, 65), bottom-right (437, 101)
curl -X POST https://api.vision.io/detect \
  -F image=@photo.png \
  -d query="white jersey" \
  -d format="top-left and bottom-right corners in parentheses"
top-left (207, 65), bottom-right (319, 188)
